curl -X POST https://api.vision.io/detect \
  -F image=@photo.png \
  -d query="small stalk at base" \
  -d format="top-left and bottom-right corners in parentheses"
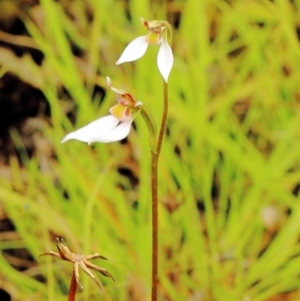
top-left (68, 272), bottom-right (77, 301)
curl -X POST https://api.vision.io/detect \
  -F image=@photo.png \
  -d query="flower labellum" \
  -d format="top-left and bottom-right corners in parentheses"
top-left (116, 17), bottom-right (173, 83)
top-left (61, 77), bottom-right (142, 145)
top-left (61, 115), bottom-right (133, 144)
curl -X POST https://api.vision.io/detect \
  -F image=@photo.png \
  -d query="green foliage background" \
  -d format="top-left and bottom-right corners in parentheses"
top-left (1, 0), bottom-right (300, 300)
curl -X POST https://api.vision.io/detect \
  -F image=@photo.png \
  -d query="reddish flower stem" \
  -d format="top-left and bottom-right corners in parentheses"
top-left (151, 151), bottom-right (158, 301)
top-left (151, 80), bottom-right (168, 301)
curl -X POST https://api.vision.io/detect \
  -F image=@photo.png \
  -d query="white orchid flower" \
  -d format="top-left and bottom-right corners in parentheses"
top-left (116, 17), bottom-right (173, 83)
top-left (61, 77), bottom-right (142, 145)
top-left (61, 115), bottom-right (133, 144)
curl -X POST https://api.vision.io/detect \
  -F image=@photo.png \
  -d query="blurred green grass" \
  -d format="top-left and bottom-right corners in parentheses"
top-left (1, 0), bottom-right (300, 300)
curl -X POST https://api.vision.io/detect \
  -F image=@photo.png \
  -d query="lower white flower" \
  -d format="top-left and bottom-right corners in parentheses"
top-left (61, 76), bottom-right (142, 145)
top-left (61, 115), bottom-right (133, 145)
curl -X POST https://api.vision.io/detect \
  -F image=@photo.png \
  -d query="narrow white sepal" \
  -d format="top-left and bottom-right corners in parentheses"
top-left (89, 120), bottom-right (132, 143)
top-left (116, 36), bottom-right (149, 65)
top-left (157, 40), bottom-right (173, 83)
top-left (61, 115), bottom-right (119, 143)
top-left (106, 76), bottom-right (112, 87)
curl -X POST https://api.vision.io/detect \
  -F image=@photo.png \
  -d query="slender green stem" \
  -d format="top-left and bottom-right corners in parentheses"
top-left (151, 80), bottom-right (168, 301)
top-left (68, 271), bottom-right (77, 301)
top-left (157, 81), bottom-right (169, 156)
top-left (141, 104), bottom-right (157, 153)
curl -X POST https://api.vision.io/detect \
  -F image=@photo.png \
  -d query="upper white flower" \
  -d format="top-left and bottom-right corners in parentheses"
top-left (116, 17), bottom-right (173, 83)
top-left (61, 77), bottom-right (142, 145)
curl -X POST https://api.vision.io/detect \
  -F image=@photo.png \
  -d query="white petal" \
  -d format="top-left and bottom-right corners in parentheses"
top-left (116, 36), bottom-right (149, 65)
top-left (61, 115), bottom-right (119, 143)
top-left (157, 40), bottom-right (174, 83)
top-left (89, 120), bottom-right (132, 143)
top-left (106, 76), bottom-right (112, 87)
